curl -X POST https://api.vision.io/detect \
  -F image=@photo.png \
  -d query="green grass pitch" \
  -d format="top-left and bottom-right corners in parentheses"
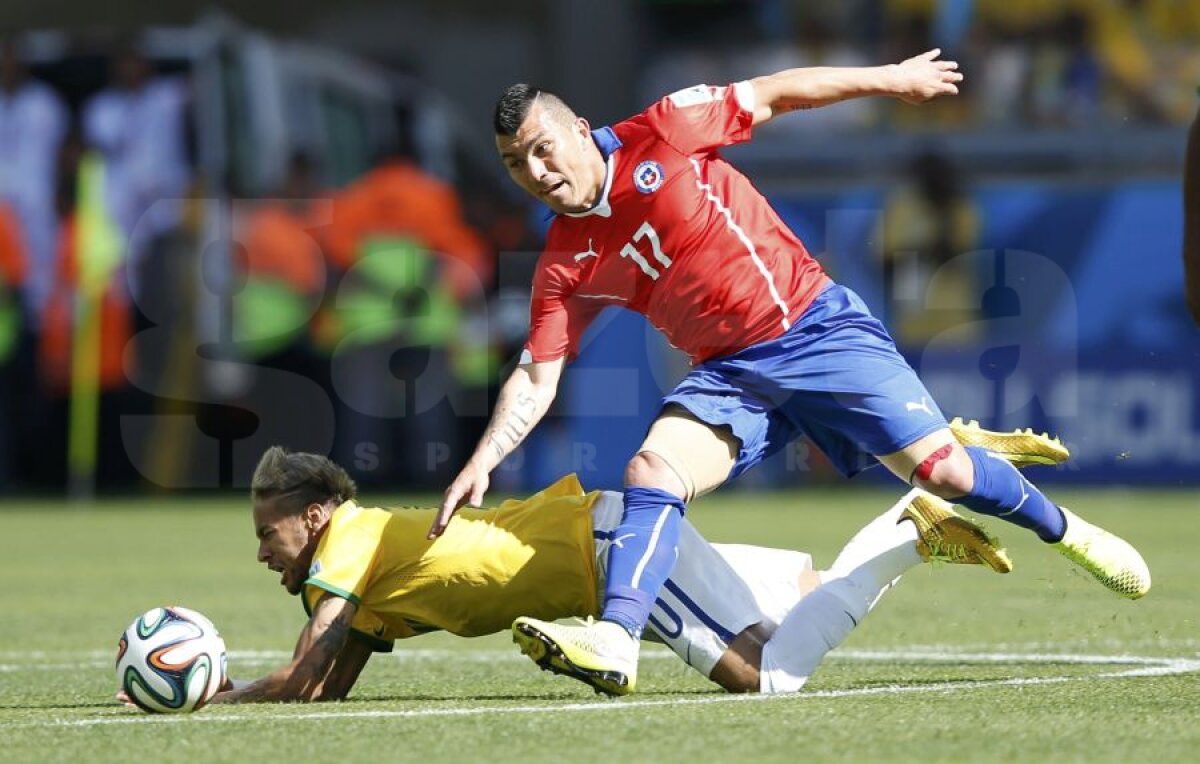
top-left (2, 487), bottom-right (1198, 763)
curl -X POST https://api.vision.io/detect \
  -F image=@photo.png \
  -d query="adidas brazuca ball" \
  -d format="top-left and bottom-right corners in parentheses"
top-left (116, 606), bottom-right (227, 713)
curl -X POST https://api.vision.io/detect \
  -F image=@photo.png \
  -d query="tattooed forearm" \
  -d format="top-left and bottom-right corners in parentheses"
top-left (487, 434), bottom-right (506, 461)
top-left (485, 391), bottom-right (540, 458)
top-left (511, 393), bottom-right (535, 424)
top-left (776, 102), bottom-right (815, 114)
top-left (310, 617), bottom-right (350, 668)
top-left (312, 638), bottom-right (372, 702)
top-left (468, 362), bottom-right (560, 472)
top-left (213, 601), bottom-right (354, 703)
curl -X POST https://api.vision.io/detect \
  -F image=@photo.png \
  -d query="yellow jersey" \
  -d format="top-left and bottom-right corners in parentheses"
top-left (301, 474), bottom-right (602, 650)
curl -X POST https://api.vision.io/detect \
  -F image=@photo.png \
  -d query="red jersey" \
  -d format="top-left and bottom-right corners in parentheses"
top-left (522, 82), bottom-right (829, 366)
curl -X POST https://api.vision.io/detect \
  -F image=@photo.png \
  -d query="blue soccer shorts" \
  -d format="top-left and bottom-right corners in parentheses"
top-left (661, 283), bottom-right (948, 479)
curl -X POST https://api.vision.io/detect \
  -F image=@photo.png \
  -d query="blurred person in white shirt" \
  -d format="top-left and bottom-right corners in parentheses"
top-left (82, 43), bottom-right (190, 303)
top-left (0, 40), bottom-right (68, 324)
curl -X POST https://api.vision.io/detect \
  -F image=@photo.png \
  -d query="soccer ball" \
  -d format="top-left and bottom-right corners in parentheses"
top-left (116, 606), bottom-right (227, 713)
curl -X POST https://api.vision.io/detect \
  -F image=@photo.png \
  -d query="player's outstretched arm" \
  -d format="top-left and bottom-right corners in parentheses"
top-left (431, 356), bottom-right (565, 538)
top-left (748, 49), bottom-right (962, 127)
top-left (310, 636), bottom-right (373, 701)
top-left (1185, 105), bottom-right (1200, 326)
top-left (209, 594), bottom-right (360, 704)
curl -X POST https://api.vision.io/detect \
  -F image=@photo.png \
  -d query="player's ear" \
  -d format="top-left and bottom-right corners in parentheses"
top-left (574, 116), bottom-right (591, 143)
top-left (303, 502), bottom-right (325, 533)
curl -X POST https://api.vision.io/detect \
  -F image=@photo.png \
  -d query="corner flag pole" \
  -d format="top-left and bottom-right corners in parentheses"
top-left (67, 153), bottom-right (124, 500)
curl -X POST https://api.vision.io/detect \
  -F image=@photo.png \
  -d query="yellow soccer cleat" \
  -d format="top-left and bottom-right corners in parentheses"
top-left (1053, 508), bottom-right (1151, 599)
top-left (512, 616), bottom-right (638, 697)
top-left (901, 493), bottom-right (1013, 574)
top-left (950, 417), bottom-right (1070, 468)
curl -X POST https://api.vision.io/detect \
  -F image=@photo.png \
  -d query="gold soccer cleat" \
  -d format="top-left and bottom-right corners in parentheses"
top-left (1053, 508), bottom-right (1151, 599)
top-left (949, 417), bottom-right (1070, 468)
top-left (901, 493), bottom-right (1013, 574)
top-left (512, 616), bottom-right (638, 697)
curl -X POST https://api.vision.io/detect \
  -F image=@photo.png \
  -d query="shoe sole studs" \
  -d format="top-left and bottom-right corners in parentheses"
top-left (513, 622), bottom-right (629, 697)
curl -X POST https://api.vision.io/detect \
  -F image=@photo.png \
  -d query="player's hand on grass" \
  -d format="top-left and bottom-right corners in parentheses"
top-left (206, 676), bottom-right (239, 704)
top-left (115, 689), bottom-right (135, 707)
top-left (892, 49), bottom-right (962, 104)
top-left (432, 462), bottom-right (490, 538)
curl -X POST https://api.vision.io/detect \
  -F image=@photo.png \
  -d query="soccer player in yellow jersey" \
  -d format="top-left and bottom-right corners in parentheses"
top-left (208, 431), bottom-right (1058, 702)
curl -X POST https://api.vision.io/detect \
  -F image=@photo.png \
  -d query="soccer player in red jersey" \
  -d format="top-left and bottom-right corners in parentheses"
top-left (436, 51), bottom-right (1150, 696)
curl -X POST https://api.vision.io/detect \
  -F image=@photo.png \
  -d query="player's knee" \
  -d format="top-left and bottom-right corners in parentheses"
top-left (709, 661), bottom-right (761, 693)
top-left (714, 666), bottom-right (760, 694)
top-left (912, 443), bottom-right (974, 498)
top-left (624, 451), bottom-right (684, 495)
top-left (710, 625), bottom-right (768, 693)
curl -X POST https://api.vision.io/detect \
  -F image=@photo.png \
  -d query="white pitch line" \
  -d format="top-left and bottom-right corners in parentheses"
top-left (3, 652), bottom-right (1198, 730)
top-left (0, 647), bottom-right (1189, 673)
top-left (833, 650), bottom-right (1183, 666)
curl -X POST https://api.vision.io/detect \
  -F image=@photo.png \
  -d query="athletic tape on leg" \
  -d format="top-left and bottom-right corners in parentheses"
top-left (912, 443), bottom-right (954, 483)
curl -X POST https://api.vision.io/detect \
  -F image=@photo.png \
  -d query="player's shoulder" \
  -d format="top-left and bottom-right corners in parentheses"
top-left (620, 82), bottom-right (754, 157)
top-left (613, 108), bottom-right (690, 167)
top-left (329, 500), bottom-right (391, 535)
top-left (612, 110), bottom-right (658, 146)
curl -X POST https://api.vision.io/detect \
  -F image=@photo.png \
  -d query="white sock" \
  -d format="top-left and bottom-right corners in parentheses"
top-left (759, 491), bottom-right (923, 693)
top-left (823, 488), bottom-right (923, 599)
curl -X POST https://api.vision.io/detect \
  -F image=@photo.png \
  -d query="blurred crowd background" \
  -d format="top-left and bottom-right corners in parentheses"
top-left (0, 0), bottom-right (1195, 496)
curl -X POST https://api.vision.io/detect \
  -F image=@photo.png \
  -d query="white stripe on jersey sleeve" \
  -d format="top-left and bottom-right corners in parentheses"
top-left (667, 84), bottom-right (724, 108)
top-left (665, 82), bottom-right (754, 112)
top-left (733, 80), bottom-right (755, 113)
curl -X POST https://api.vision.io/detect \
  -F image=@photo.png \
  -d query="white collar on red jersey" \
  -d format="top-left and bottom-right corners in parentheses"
top-left (564, 126), bottom-right (621, 219)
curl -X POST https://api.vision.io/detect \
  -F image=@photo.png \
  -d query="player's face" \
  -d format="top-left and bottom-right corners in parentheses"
top-left (252, 498), bottom-right (322, 596)
top-left (496, 104), bottom-right (602, 214)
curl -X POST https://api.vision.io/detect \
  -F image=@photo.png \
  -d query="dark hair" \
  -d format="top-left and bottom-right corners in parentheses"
top-left (493, 83), bottom-right (574, 135)
top-left (251, 447), bottom-right (357, 516)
